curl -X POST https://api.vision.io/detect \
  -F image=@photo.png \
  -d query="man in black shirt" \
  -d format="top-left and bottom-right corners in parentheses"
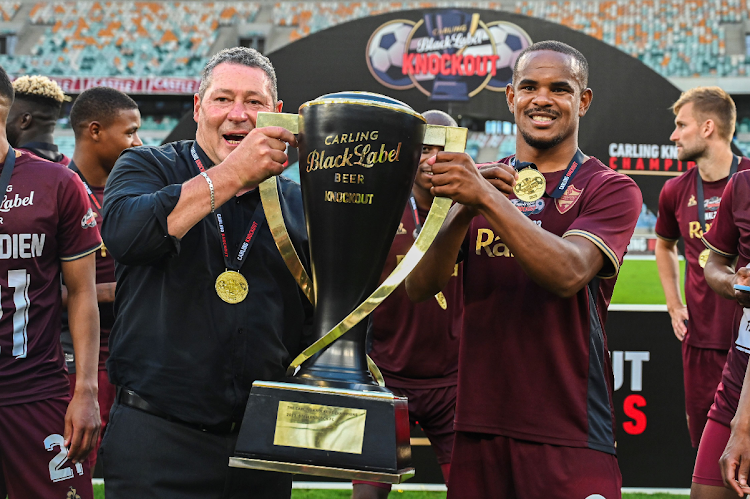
top-left (7, 75), bottom-right (71, 165)
top-left (99, 47), bottom-right (311, 499)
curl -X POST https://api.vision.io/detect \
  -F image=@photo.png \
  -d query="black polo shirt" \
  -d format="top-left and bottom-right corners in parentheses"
top-left (101, 140), bottom-right (312, 426)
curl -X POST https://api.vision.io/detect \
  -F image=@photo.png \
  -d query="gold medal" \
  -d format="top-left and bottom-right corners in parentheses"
top-left (215, 270), bottom-right (249, 304)
top-left (699, 249), bottom-right (710, 269)
top-left (434, 291), bottom-right (448, 310)
top-left (514, 168), bottom-right (546, 202)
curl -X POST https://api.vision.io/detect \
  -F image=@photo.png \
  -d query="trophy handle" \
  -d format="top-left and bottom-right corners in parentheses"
top-left (286, 125), bottom-right (468, 377)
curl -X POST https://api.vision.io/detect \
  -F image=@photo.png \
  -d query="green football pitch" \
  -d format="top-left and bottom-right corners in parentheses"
top-left (91, 484), bottom-right (689, 498)
top-left (611, 258), bottom-right (685, 305)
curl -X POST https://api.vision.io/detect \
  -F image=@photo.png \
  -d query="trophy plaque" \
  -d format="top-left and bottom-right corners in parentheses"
top-left (230, 92), bottom-right (467, 483)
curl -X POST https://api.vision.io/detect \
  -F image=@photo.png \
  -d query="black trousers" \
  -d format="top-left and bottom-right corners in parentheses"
top-left (100, 400), bottom-right (292, 499)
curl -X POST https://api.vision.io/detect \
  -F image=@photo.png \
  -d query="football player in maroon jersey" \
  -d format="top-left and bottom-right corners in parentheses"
top-left (0, 66), bottom-right (102, 498)
top-left (407, 41), bottom-right (641, 499)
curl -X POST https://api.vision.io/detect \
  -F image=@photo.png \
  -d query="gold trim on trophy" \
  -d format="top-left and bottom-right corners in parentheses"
top-left (255, 112), bottom-right (300, 134)
top-left (253, 380), bottom-right (398, 400)
top-left (215, 270), bottom-right (249, 304)
top-left (699, 248), bottom-right (710, 268)
top-left (514, 168), bottom-right (546, 202)
top-left (300, 93), bottom-right (426, 121)
top-left (229, 457), bottom-right (416, 484)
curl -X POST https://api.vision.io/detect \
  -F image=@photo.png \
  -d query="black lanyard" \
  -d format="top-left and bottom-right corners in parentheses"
top-left (510, 149), bottom-right (586, 199)
top-left (68, 161), bottom-right (102, 212)
top-left (408, 194), bottom-right (422, 238)
top-left (0, 147), bottom-right (16, 205)
top-left (190, 144), bottom-right (265, 271)
top-left (696, 155), bottom-right (739, 233)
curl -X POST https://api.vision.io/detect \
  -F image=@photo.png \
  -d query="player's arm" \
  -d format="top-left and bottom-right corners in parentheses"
top-left (61, 282), bottom-right (116, 307)
top-left (721, 362), bottom-right (750, 496)
top-left (61, 253), bottom-right (101, 463)
top-left (655, 237), bottom-right (688, 340)
top-left (166, 126), bottom-right (297, 239)
top-left (704, 252), bottom-right (750, 307)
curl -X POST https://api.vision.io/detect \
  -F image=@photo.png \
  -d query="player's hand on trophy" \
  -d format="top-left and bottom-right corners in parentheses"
top-left (733, 266), bottom-right (750, 308)
top-left (428, 153), bottom-right (517, 208)
top-left (230, 125), bottom-right (298, 187)
top-left (64, 389), bottom-right (101, 463)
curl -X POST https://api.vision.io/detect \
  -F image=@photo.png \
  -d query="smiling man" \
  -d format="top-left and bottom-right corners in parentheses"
top-left (405, 41), bottom-right (642, 499)
top-left (98, 47), bottom-right (312, 499)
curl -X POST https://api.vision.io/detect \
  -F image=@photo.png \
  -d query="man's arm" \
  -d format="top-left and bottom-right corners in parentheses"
top-left (721, 361), bottom-right (750, 497)
top-left (166, 126), bottom-right (297, 239)
top-left (654, 238), bottom-right (688, 340)
top-left (704, 252), bottom-right (750, 307)
top-left (61, 253), bottom-right (100, 463)
top-left (61, 282), bottom-right (116, 307)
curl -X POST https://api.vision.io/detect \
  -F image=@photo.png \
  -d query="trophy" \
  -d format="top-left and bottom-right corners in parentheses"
top-left (229, 92), bottom-right (467, 483)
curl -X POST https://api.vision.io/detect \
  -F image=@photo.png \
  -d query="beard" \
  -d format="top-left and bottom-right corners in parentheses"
top-left (676, 142), bottom-right (707, 162)
top-left (520, 127), bottom-right (567, 150)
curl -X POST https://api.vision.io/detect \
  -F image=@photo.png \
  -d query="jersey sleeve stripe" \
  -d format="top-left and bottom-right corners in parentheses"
top-left (655, 233), bottom-right (679, 242)
top-left (60, 242), bottom-right (102, 262)
top-left (702, 238), bottom-right (736, 258)
top-left (562, 229), bottom-right (619, 279)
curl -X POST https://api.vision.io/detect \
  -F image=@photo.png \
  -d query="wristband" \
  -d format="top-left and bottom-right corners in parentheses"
top-left (200, 171), bottom-right (215, 213)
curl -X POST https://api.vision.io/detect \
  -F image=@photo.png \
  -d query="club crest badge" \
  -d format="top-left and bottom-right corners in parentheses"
top-left (556, 185), bottom-right (583, 214)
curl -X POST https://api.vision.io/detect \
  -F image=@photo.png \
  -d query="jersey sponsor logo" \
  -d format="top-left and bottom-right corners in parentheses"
top-left (476, 228), bottom-right (513, 258)
top-left (688, 221), bottom-right (711, 239)
top-left (687, 194), bottom-right (697, 207)
top-left (556, 185), bottom-right (583, 214)
top-left (704, 195), bottom-right (721, 221)
top-left (0, 190), bottom-right (34, 213)
top-left (0, 233), bottom-right (45, 259)
top-left (80, 208), bottom-right (97, 229)
top-left (510, 198), bottom-right (545, 217)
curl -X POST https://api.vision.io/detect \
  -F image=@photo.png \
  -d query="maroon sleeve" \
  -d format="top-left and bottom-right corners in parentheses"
top-left (57, 173), bottom-right (102, 261)
top-left (654, 178), bottom-right (680, 241)
top-left (563, 171), bottom-right (642, 278)
top-left (703, 176), bottom-right (738, 258)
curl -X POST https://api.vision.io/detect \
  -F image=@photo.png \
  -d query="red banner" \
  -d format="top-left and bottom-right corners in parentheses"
top-left (11, 76), bottom-right (201, 95)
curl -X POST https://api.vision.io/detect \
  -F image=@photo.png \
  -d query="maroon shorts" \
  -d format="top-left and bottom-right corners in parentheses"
top-left (693, 418), bottom-right (730, 487)
top-left (353, 384), bottom-right (456, 490)
top-left (69, 369), bottom-right (116, 469)
top-left (0, 397), bottom-right (93, 499)
top-left (682, 342), bottom-right (727, 448)
top-left (448, 431), bottom-right (621, 499)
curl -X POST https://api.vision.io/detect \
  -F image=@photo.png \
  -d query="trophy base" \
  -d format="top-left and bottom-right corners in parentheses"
top-left (231, 381), bottom-right (413, 484)
top-left (229, 457), bottom-right (415, 483)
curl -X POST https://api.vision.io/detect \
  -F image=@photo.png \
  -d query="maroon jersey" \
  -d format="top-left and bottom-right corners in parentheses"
top-left (456, 156), bottom-right (641, 454)
top-left (0, 151), bottom-right (101, 406)
top-left (702, 166), bottom-right (750, 426)
top-left (369, 203), bottom-right (462, 388)
top-left (655, 158), bottom-right (750, 349)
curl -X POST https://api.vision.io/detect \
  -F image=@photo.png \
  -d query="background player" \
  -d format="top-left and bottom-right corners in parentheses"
top-left (0, 65), bottom-right (102, 498)
top-left (655, 87), bottom-right (749, 453)
top-left (60, 86), bottom-right (142, 470)
top-left (406, 41), bottom-right (642, 499)
top-left (6, 75), bottom-right (70, 165)
top-left (352, 109), bottom-right (462, 499)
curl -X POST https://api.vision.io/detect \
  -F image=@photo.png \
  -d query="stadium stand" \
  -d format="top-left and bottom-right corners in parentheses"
top-left (0, 2), bottom-right (260, 76)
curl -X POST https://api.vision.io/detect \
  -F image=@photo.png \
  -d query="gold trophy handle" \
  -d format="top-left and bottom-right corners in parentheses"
top-left (256, 112), bottom-right (315, 307)
top-left (286, 125), bottom-right (468, 378)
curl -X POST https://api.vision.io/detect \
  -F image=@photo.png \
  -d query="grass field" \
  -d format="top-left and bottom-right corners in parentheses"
top-left (611, 258), bottom-right (685, 305)
top-left (91, 484), bottom-right (689, 498)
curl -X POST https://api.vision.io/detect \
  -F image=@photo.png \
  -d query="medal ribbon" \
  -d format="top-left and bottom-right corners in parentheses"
top-left (511, 148), bottom-right (586, 199)
top-left (191, 143), bottom-right (265, 272)
top-left (408, 194), bottom-right (422, 237)
top-left (69, 162), bottom-right (103, 212)
top-left (696, 155), bottom-right (739, 234)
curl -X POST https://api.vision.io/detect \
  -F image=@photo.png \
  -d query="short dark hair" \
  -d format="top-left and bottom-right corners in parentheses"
top-left (671, 86), bottom-right (736, 142)
top-left (513, 40), bottom-right (589, 90)
top-left (422, 109), bottom-right (457, 127)
top-left (0, 66), bottom-right (14, 104)
top-left (199, 47), bottom-right (277, 103)
top-left (69, 87), bottom-right (138, 136)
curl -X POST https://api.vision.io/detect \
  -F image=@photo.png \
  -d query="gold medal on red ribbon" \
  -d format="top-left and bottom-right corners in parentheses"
top-left (215, 270), bottom-right (249, 304)
top-left (699, 248), bottom-right (710, 269)
top-left (514, 168), bottom-right (546, 202)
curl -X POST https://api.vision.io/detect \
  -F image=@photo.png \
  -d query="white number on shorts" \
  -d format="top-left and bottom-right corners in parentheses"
top-left (0, 269), bottom-right (31, 358)
top-left (44, 433), bottom-right (84, 483)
